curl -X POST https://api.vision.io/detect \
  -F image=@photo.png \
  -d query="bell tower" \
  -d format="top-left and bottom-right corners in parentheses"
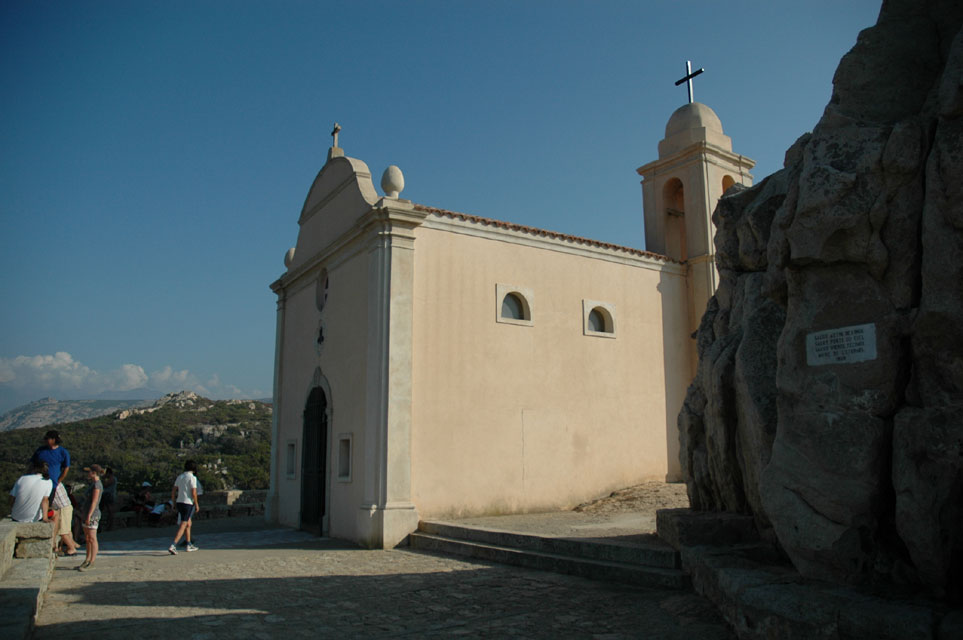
top-left (637, 102), bottom-right (755, 374)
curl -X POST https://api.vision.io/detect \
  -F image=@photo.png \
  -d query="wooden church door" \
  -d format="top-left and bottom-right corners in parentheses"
top-left (301, 386), bottom-right (327, 535)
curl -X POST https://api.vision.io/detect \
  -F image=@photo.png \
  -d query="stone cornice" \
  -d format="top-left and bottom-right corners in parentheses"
top-left (637, 142), bottom-right (755, 179)
top-left (420, 212), bottom-right (685, 275)
top-left (271, 199), bottom-right (429, 295)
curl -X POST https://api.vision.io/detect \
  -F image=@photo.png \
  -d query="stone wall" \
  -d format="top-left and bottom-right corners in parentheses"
top-left (679, 0), bottom-right (963, 598)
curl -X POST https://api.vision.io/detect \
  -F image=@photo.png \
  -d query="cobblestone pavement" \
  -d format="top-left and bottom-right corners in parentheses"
top-left (35, 523), bottom-right (735, 639)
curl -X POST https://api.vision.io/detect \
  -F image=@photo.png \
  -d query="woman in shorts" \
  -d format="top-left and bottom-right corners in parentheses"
top-left (77, 464), bottom-right (103, 571)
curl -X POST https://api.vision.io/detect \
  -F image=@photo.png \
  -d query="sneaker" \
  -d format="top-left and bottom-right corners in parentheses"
top-left (75, 561), bottom-right (90, 571)
top-left (186, 543), bottom-right (198, 552)
top-left (168, 544), bottom-right (177, 555)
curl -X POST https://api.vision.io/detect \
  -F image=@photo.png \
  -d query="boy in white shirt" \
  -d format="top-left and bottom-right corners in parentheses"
top-left (9, 461), bottom-right (53, 523)
top-left (168, 460), bottom-right (200, 554)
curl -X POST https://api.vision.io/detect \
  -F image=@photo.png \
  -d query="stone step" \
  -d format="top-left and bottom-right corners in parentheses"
top-left (0, 555), bottom-right (56, 640)
top-left (409, 531), bottom-right (689, 590)
top-left (418, 521), bottom-right (679, 569)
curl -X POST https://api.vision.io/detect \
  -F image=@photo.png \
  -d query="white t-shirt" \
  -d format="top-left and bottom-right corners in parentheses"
top-left (10, 473), bottom-right (53, 522)
top-left (151, 501), bottom-right (172, 515)
top-left (174, 471), bottom-right (198, 505)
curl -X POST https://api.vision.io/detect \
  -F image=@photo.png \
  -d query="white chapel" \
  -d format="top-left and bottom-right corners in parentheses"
top-left (266, 101), bottom-right (754, 548)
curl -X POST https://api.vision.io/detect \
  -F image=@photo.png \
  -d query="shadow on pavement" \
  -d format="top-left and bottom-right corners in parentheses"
top-left (34, 565), bottom-right (734, 640)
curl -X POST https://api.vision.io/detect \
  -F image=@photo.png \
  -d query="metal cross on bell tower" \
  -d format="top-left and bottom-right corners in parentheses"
top-left (331, 122), bottom-right (341, 148)
top-left (674, 60), bottom-right (705, 104)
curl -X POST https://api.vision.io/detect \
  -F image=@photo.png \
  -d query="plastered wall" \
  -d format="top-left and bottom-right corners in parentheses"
top-left (409, 223), bottom-right (688, 518)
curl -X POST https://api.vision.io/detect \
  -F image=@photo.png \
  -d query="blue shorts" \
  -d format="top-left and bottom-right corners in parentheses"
top-left (176, 502), bottom-right (195, 522)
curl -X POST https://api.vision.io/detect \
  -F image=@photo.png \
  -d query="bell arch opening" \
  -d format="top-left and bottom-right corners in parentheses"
top-left (722, 175), bottom-right (736, 194)
top-left (663, 178), bottom-right (687, 261)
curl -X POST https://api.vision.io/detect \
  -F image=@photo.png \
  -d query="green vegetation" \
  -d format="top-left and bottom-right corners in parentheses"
top-left (0, 398), bottom-right (272, 518)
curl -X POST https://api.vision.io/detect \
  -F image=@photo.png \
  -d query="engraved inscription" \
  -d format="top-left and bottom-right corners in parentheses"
top-left (806, 323), bottom-right (877, 366)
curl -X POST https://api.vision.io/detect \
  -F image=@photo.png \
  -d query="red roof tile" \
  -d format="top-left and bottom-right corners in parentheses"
top-left (413, 205), bottom-right (676, 263)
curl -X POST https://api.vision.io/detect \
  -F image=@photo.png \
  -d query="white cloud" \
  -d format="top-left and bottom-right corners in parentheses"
top-left (150, 365), bottom-right (192, 387)
top-left (0, 352), bottom-right (258, 402)
top-left (108, 364), bottom-right (149, 391)
top-left (1, 352), bottom-right (99, 391)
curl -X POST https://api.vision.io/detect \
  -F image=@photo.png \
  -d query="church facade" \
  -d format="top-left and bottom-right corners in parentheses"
top-left (267, 102), bottom-right (753, 548)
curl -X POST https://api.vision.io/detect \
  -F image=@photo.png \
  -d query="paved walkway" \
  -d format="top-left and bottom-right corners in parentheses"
top-left (35, 518), bottom-right (734, 639)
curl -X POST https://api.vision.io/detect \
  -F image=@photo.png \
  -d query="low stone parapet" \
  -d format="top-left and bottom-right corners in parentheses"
top-left (0, 520), bottom-right (56, 640)
top-left (193, 502), bottom-right (265, 520)
top-left (202, 490), bottom-right (268, 506)
top-left (11, 522), bottom-right (54, 559)
top-left (656, 508), bottom-right (759, 550)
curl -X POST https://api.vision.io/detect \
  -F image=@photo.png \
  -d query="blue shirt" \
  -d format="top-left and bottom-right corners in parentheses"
top-left (32, 445), bottom-right (70, 493)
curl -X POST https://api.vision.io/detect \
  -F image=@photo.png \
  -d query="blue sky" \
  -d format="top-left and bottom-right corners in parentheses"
top-left (0, 1), bottom-right (881, 412)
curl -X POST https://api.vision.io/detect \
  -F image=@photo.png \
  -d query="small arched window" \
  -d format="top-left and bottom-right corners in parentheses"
top-left (583, 300), bottom-right (616, 338)
top-left (501, 293), bottom-right (526, 320)
top-left (588, 308), bottom-right (608, 333)
top-left (495, 284), bottom-right (534, 326)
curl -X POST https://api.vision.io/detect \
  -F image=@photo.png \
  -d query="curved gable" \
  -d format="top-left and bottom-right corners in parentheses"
top-left (293, 156), bottom-right (380, 268)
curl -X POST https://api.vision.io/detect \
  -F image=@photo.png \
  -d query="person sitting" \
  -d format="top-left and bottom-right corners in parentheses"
top-left (147, 500), bottom-right (175, 526)
top-left (130, 482), bottom-right (155, 527)
top-left (9, 461), bottom-right (53, 523)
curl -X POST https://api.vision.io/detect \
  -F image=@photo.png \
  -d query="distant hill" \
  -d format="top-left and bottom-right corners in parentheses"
top-left (0, 397), bottom-right (150, 432)
top-left (0, 391), bottom-right (272, 518)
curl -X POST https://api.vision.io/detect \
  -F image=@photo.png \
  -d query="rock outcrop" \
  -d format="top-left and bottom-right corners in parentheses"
top-left (0, 397), bottom-right (148, 432)
top-left (680, 0), bottom-right (963, 598)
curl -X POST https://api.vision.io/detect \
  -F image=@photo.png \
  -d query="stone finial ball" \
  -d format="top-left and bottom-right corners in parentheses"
top-left (381, 165), bottom-right (405, 198)
top-left (284, 247), bottom-right (296, 268)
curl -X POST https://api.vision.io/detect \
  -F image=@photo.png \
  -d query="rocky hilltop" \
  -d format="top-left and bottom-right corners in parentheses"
top-left (0, 392), bottom-right (272, 518)
top-left (0, 390), bottom-right (264, 432)
top-left (679, 0), bottom-right (963, 599)
top-left (0, 397), bottom-right (148, 432)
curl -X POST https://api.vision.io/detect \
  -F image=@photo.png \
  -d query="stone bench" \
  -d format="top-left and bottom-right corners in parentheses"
top-left (193, 502), bottom-right (265, 520)
top-left (201, 490), bottom-right (268, 506)
top-left (111, 501), bottom-right (265, 527)
top-left (0, 521), bottom-right (55, 640)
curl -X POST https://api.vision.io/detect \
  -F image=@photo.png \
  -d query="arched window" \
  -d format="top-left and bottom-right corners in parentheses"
top-left (583, 300), bottom-right (616, 338)
top-left (588, 308), bottom-right (608, 332)
top-left (502, 293), bottom-right (526, 320)
top-left (722, 175), bottom-right (736, 194)
top-left (495, 284), bottom-right (534, 326)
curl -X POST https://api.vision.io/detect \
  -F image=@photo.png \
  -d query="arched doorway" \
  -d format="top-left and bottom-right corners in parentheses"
top-left (301, 386), bottom-right (327, 535)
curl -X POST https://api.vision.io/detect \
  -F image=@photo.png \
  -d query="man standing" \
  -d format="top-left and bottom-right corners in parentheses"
top-left (32, 430), bottom-right (70, 495)
top-left (168, 460), bottom-right (200, 554)
top-left (9, 461), bottom-right (53, 523)
top-left (32, 430), bottom-right (70, 549)
top-left (51, 482), bottom-right (79, 556)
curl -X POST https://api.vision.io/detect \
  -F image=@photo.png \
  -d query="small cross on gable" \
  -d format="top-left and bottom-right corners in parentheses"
top-left (331, 122), bottom-right (341, 148)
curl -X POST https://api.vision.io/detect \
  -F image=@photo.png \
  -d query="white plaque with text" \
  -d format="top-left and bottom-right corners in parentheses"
top-left (806, 323), bottom-right (877, 366)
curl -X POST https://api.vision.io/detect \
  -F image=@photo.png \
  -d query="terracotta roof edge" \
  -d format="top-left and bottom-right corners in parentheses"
top-left (412, 204), bottom-right (678, 264)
